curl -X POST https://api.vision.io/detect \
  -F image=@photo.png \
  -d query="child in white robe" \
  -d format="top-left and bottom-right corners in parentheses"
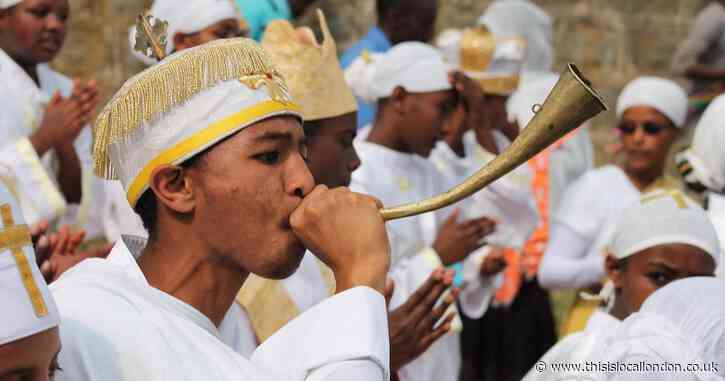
top-left (525, 189), bottom-right (720, 381)
top-left (0, 0), bottom-right (102, 237)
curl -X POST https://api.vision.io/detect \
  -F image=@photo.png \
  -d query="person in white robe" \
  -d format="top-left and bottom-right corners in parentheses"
top-left (582, 277), bottom-right (725, 381)
top-left (677, 94), bottom-right (725, 277)
top-left (524, 189), bottom-right (720, 381)
top-left (538, 77), bottom-right (688, 334)
top-left (0, 0), bottom-right (103, 237)
top-left (345, 41), bottom-right (499, 381)
top-left (229, 12), bottom-right (459, 373)
top-left (0, 180), bottom-right (62, 380)
top-left (50, 37), bottom-right (393, 381)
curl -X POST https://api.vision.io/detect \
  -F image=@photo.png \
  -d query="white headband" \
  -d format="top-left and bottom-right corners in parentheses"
top-left (344, 42), bottom-right (451, 103)
top-left (129, 0), bottom-right (239, 66)
top-left (678, 95), bottom-right (725, 192)
top-left (616, 76), bottom-right (688, 128)
top-left (0, 180), bottom-right (59, 345)
top-left (0, 0), bottom-right (21, 9)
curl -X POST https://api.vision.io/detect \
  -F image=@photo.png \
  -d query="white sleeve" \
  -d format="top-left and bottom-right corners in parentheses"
top-left (457, 247), bottom-right (498, 319)
top-left (0, 137), bottom-right (66, 223)
top-left (538, 221), bottom-right (605, 290)
top-left (251, 287), bottom-right (389, 381)
top-left (306, 360), bottom-right (385, 381)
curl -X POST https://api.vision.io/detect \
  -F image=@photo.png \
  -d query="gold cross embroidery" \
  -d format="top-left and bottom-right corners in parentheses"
top-left (0, 204), bottom-right (48, 317)
top-left (640, 189), bottom-right (688, 209)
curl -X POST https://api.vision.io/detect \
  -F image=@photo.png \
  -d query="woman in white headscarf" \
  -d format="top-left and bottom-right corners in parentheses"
top-left (585, 277), bottom-right (725, 381)
top-left (0, 181), bottom-right (62, 381)
top-left (538, 77), bottom-right (688, 335)
top-left (524, 189), bottom-right (720, 381)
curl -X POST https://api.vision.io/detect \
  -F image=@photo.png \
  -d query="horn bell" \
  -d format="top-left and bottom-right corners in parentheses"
top-left (380, 63), bottom-right (608, 221)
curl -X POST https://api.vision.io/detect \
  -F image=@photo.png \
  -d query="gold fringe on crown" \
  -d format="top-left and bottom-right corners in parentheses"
top-left (93, 38), bottom-right (293, 180)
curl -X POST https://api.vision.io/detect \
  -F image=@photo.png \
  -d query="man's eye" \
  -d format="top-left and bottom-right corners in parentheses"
top-left (648, 271), bottom-right (671, 286)
top-left (254, 151), bottom-right (280, 165)
top-left (29, 8), bottom-right (49, 17)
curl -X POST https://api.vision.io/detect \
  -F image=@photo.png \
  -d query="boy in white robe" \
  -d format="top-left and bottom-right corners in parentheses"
top-left (345, 42), bottom-right (500, 381)
top-left (525, 189), bottom-right (720, 381)
top-left (583, 277), bottom-right (725, 381)
top-left (539, 77), bottom-right (688, 334)
top-left (0, 180), bottom-right (62, 380)
top-left (51, 38), bottom-right (393, 381)
top-left (230, 12), bottom-right (459, 373)
top-left (0, 0), bottom-right (102, 237)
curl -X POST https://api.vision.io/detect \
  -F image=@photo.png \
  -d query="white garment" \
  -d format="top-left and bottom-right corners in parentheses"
top-left (0, 49), bottom-right (103, 237)
top-left (100, 180), bottom-right (147, 243)
top-left (351, 134), bottom-right (495, 381)
top-left (583, 277), bottom-right (725, 381)
top-left (430, 130), bottom-right (539, 250)
top-left (0, 0), bottom-right (20, 8)
top-left (51, 236), bottom-right (390, 381)
top-left (0, 180), bottom-right (60, 345)
top-left (708, 193), bottom-right (725, 277)
top-left (344, 42), bottom-right (451, 103)
top-left (129, 0), bottom-right (239, 65)
top-left (616, 76), bottom-right (688, 128)
top-left (476, 0), bottom-right (554, 72)
top-left (539, 165), bottom-right (640, 290)
top-left (679, 94), bottom-right (725, 192)
top-left (522, 309), bottom-right (620, 381)
top-left (219, 252), bottom-right (333, 356)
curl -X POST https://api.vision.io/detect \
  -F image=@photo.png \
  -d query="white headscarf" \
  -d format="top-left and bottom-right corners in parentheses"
top-left (129, 0), bottom-right (239, 66)
top-left (476, 0), bottom-right (554, 71)
top-left (0, 0), bottom-right (20, 8)
top-left (586, 189), bottom-right (720, 305)
top-left (344, 42), bottom-right (452, 103)
top-left (505, 71), bottom-right (558, 128)
top-left (590, 277), bottom-right (725, 381)
top-left (0, 179), bottom-right (60, 346)
top-left (616, 76), bottom-right (688, 128)
top-left (677, 95), bottom-right (725, 193)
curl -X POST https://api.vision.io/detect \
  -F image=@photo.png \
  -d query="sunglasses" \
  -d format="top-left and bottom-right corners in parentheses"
top-left (617, 122), bottom-right (668, 136)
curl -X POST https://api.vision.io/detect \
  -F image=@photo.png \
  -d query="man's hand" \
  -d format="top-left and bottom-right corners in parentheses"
top-left (480, 248), bottom-right (507, 276)
top-left (41, 244), bottom-right (113, 283)
top-left (449, 72), bottom-right (501, 153)
top-left (290, 185), bottom-right (391, 294)
top-left (389, 268), bottom-right (459, 372)
top-left (433, 209), bottom-right (496, 266)
top-left (33, 225), bottom-right (95, 283)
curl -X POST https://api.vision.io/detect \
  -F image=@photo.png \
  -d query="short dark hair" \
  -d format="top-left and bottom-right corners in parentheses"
top-left (302, 119), bottom-right (323, 137)
top-left (376, 0), bottom-right (402, 22)
top-left (134, 153), bottom-right (206, 238)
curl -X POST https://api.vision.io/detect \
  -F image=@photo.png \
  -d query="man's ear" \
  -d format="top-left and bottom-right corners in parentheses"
top-left (605, 254), bottom-right (624, 290)
top-left (148, 165), bottom-right (196, 214)
top-left (390, 86), bottom-right (408, 115)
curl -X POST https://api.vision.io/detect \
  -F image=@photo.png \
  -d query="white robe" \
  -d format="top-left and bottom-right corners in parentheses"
top-left (350, 132), bottom-right (496, 381)
top-left (539, 165), bottom-right (641, 290)
top-left (0, 49), bottom-right (103, 237)
top-left (50, 236), bottom-right (390, 381)
top-left (706, 193), bottom-right (725, 278)
top-left (430, 130), bottom-right (539, 251)
top-left (522, 308), bottom-right (620, 381)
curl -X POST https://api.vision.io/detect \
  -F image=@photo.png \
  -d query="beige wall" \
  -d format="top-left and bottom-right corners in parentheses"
top-left (53, 0), bottom-right (711, 164)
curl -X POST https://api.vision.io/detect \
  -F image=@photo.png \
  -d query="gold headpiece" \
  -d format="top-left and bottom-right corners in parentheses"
top-left (460, 25), bottom-right (526, 96)
top-left (261, 10), bottom-right (357, 121)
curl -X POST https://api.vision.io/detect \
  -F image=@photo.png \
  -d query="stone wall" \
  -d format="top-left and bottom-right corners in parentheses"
top-left (54, 0), bottom-right (711, 164)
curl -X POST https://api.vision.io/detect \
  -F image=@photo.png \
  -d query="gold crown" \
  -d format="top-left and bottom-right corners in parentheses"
top-left (460, 25), bottom-right (524, 96)
top-left (261, 10), bottom-right (357, 121)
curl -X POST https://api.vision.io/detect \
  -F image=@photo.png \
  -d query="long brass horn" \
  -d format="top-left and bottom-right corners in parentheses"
top-left (380, 63), bottom-right (608, 221)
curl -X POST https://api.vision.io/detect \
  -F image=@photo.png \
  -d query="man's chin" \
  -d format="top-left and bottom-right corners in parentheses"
top-left (258, 240), bottom-right (306, 279)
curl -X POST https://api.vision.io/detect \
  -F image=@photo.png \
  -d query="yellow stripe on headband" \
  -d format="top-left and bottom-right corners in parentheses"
top-left (126, 100), bottom-right (301, 207)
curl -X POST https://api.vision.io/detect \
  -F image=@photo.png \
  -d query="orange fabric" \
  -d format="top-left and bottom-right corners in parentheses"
top-left (493, 132), bottom-right (574, 306)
